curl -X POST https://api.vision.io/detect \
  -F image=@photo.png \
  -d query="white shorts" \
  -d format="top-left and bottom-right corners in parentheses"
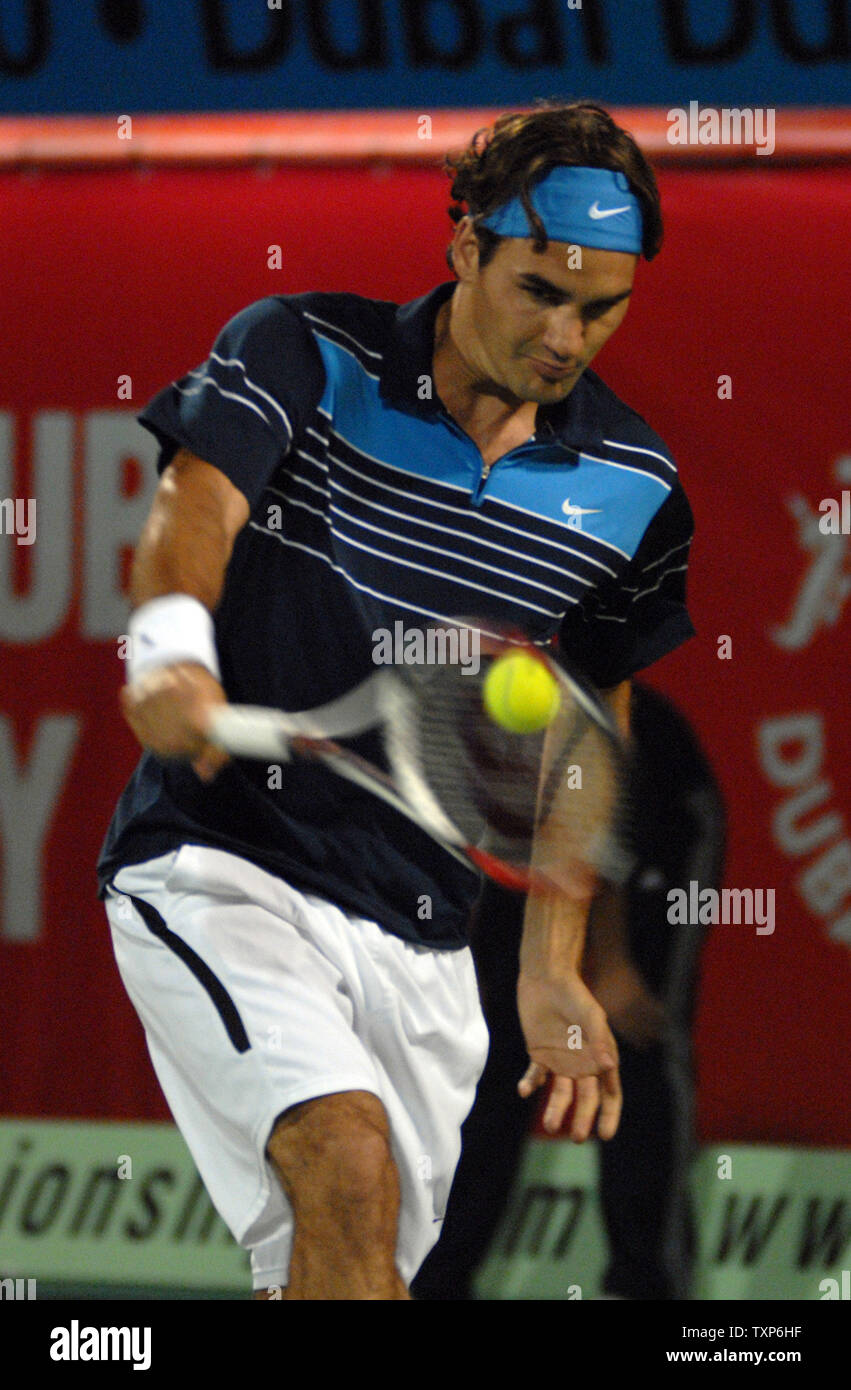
top-left (104, 845), bottom-right (490, 1291)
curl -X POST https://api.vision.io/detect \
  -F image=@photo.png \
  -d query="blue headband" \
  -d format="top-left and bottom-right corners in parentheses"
top-left (479, 166), bottom-right (643, 255)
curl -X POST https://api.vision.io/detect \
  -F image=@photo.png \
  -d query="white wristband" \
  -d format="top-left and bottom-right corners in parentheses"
top-left (126, 594), bottom-right (221, 685)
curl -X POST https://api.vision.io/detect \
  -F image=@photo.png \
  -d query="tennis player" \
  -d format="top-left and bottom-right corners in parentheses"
top-left (98, 101), bottom-right (695, 1299)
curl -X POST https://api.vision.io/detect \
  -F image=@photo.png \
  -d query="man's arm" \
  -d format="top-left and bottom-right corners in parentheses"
top-left (129, 448), bottom-right (249, 608)
top-left (514, 678), bottom-right (631, 1141)
top-left (120, 448), bottom-right (249, 781)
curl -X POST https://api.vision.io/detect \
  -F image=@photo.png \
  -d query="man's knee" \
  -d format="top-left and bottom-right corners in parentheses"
top-left (267, 1090), bottom-right (398, 1215)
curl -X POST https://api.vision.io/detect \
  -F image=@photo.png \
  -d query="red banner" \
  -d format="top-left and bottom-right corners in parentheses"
top-left (1, 161), bottom-right (849, 1142)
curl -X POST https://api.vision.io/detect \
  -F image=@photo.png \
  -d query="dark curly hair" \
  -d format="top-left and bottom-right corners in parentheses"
top-left (444, 100), bottom-right (663, 272)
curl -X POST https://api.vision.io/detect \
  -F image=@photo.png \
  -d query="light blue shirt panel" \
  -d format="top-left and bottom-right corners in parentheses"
top-left (482, 453), bottom-right (672, 556)
top-left (316, 337), bottom-right (476, 491)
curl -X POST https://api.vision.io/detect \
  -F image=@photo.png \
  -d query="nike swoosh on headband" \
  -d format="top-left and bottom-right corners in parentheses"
top-left (588, 201), bottom-right (632, 219)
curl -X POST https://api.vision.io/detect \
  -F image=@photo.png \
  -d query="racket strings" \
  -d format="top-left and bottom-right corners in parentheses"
top-left (387, 657), bottom-right (625, 878)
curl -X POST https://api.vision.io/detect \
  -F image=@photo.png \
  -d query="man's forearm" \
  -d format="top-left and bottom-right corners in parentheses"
top-left (130, 450), bottom-right (249, 611)
top-left (519, 678), bottom-right (631, 980)
top-left (519, 889), bottom-right (591, 979)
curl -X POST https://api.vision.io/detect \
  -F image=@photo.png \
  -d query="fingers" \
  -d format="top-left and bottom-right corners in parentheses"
top-left (517, 1060), bottom-right (548, 1099)
top-left (544, 1069), bottom-right (622, 1141)
top-left (597, 1064), bottom-right (623, 1141)
top-left (567, 1075), bottom-right (602, 1142)
top-left (593, 1019), bottom-right (620, 1073)
top-left (541, 1075), bottom-right (610, 1140)
top-left (119, 665), bottom-right (229, 777)
top-left (542, 1075), bottom-right (575, 1135)
top-left (519, 1061), bottom-right (623, 1141)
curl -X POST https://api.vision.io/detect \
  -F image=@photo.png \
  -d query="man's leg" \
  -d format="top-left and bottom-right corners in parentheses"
top-left (260, 1090), bottom-right (409, 1300)
top-left (106, 847), bottom-right (486, 1301)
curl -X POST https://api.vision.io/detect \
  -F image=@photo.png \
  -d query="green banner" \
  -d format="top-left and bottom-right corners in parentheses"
top-left (0, 1119), bottom-right (248, 1293)
top-left (475, 1140), bottom-right (851, 1300)
top-left (1, 1120), bottom-right (848, 1298)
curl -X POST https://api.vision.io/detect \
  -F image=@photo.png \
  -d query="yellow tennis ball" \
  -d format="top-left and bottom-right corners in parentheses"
top-left (482, 652), bottom-right (560, 734)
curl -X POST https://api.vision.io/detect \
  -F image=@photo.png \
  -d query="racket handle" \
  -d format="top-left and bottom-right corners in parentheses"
top-left (208, 706), bottom-right (294, 761)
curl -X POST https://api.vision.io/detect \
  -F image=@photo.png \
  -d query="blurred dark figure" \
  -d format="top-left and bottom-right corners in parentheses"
top-left (412, 683), bottom-right (726, 1301)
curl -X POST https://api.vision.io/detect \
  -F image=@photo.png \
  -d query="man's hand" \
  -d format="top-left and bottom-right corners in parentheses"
top-left (516, 970), bottom-right (622, 1142)
top-left (589, 958), bottom-right (667, 1049)
top-left (120, 661), bottom-right (230, 782)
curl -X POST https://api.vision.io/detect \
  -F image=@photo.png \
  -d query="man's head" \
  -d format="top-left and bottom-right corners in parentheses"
top-left (445, 101), bottom-right (662, 269)
top-left (442, 102), bottom-right (662, 406)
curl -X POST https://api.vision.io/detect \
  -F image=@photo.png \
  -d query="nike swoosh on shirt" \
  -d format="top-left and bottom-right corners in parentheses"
top-left (562, 500), bottom-right (603, 516)
top-left (588, 202), bottom-right (631, 219)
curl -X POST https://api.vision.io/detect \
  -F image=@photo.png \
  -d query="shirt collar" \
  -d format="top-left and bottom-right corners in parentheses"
top-left (378, 280), bottom-right (605, 456)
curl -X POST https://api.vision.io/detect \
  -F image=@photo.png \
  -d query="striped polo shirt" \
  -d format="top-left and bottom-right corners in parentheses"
top-left (98, 281), bottom-right (695, 949)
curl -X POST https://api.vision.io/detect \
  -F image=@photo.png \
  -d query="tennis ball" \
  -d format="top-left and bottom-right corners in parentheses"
top-left (482, 652), bottom-right (560, 734)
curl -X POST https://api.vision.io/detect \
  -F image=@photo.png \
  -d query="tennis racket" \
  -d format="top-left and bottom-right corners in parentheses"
top-left (207, 622), bottom-right (631, 898)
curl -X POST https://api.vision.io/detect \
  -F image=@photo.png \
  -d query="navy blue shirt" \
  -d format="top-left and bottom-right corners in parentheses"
top-left (98, 282), bottom-right (695, 948)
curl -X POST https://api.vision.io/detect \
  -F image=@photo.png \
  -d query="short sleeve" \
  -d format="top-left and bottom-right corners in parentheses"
top-left (137, 297), bottom-right (325, 507)
top-left (558, 481), bottom-right (696, 688)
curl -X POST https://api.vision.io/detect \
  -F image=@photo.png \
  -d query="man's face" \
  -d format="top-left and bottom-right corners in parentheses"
top-left (451, 222), bottom-right (638, 405)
